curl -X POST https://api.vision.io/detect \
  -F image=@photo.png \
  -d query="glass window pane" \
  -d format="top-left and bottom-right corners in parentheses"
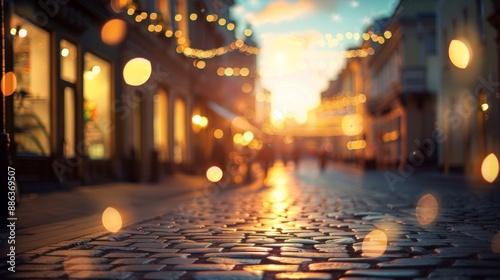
top-left (12, 15), bottom-right (51, 156)
top-left (174, 98), bottom-right (186, 163)
top-left (154, 88), bottom-right (168, 161)
top-left (84, 53), bottom-right (111, 159)
top-left (64, 87), bottom-right (75, 158)
top-left (60, 40), bottom-right (77, 83)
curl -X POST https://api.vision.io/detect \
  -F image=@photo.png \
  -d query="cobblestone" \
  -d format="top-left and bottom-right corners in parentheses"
top-left (5, 163), bottom-right (500, 279)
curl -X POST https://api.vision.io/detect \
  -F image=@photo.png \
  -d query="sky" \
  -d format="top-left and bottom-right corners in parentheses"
top-left (229, 0), bottom-right (398, 122)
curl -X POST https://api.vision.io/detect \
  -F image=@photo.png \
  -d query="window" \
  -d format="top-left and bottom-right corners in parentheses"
top-left (60, 40), bottom-right (77, 83)
top-left (174, 97), bottom-right (186, 163)
top-left (154, 88), bottom-right (169, 161)
top-left (12, 15), bottom-right (51, 156)
top-left (83, 53), bottom-right (112, 159)
top-left (64, 87), bottom-right (75, 158)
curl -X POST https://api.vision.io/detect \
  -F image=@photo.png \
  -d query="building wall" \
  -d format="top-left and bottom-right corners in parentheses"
top-left (6, 0), bottom-right (249, 189)
top-left (437, 0), bottom-right (499, 177)
top-left (370, 0), bottom-right (437, 168)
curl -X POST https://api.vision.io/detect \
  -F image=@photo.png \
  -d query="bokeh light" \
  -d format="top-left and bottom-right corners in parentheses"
top-left (102, 207), bottom-right (122, 233)
top-left (101, 19), bottom-right (127, 45)
top-left (214, 129), bottom-right (224, 139)
top-left (110, 0), bottom-right (132, 13)
top-left (361, 230), bottom-right (387, 258)
top-left (199, 116), bottom-right (209, 127)
top-left (243, 131), bottom-right (254, 142)
top-left (481, 153), bottom-right (499, 183)
top-left (449, 39), bottom-right (470, 69)
top-left (416, 194), bottom-right (439, 226)
top-left (341, 114), bottom-right (363, 136)
top-left (192, 114), bottom-right (201, 125)
top-left (1, 72), bottom-right (17, 96)
top-left (206, 166), bottom-right (223, 182)
top-left (123, 58), bottom-right (152, 86)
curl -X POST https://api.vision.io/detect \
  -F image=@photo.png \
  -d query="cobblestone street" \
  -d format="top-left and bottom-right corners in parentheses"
top-left (3, 159), bottom-right (500, 279)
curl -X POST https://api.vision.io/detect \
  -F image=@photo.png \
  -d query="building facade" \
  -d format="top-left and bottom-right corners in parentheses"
top-left (4, 0), bottom-right (256, 190)
top-left (369, 0), bottom-right (438, 169)
top-left (437, 0), bottom-right (499, 178)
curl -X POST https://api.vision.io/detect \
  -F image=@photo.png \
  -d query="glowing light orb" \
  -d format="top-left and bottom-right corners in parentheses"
top-left (1, 72), bottom-right (17, 96)
top-left (101, 19), bottom-right (127, 46)
top-left (206, 166), bottom-right (223, 182)
top-left (123, 58), bottom-right (152, 86)
top-left (192, 114), bottom-right (201, 125)
top-left (416, 194), bottom-right (439, 226)
top-left (199, 116), bottom-right (208, 128)
top-left (110, 0), bottom-right (132, 13)
top-left (61, 48), bottom-right (69, 57)
top-left (342, 114), bottom-right (363, 136)
top-left (243, 131), bottom-right (254, 142)
top-left (449, 40), bottom-right (470, 69)
top-left (362, 230), bottom-right (388, 258)
top-left (214, 129), bottom-right (224, 139)
top-left (492, 232), bottom-right (500, 253)
top-left (102, 207), bottom-right (122, 233)
top-left (481, 153), bottom-right (499, 183)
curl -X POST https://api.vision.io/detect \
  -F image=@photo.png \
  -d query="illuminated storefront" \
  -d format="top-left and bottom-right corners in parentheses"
top-left (9, 2), bottom-right (118, 185)
top-left (12, 15), bottom-right (51, 157)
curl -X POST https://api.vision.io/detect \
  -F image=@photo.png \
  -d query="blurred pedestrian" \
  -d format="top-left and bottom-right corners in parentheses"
top-left (318, 146), bottom-right (328, 173)
top-left (292, 142), bottom-right (301, 169)
top-left (257, 142), bottom-right (275, 178)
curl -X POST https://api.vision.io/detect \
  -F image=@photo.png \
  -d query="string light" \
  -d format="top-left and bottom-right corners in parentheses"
top-left (125, 7), bottom-right (392, 62)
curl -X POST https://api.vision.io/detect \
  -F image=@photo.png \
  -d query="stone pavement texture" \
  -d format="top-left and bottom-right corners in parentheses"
top-left (2, 159), bottom-right (500, 279)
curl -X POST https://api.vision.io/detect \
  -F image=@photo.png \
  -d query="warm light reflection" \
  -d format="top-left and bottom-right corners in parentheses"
top-left (362, 230), bottom-right (387, 258)
top-left (449, 39), bottom-right (470, 69)
top-left (206, 166), bottom-right (223, 182)
top-left (416, 194), bottom-right (439, 226)
top-left (341, 114), bottom-right (363, 136)
top-left (102, 207), bottom-right (122, 233)
top-left (492, 232), bottom-right (500, 253)
top-left (123, 58), bottom-right (152, 86)
top-left (101, 19), bottom-right (127, 46)
top-left (271, 188), bottom-right (287, 202)
top-left (481, 153), bottom-right (499, 183)
top-left (1, 72), bottom-right (17, 96)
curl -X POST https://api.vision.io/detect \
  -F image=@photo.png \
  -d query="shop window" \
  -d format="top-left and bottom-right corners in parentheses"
top-left (60, 40), bottom-right (77, 83)
top-left (154, 88), bottom-right (168, 161)
top-left (64, 87), bottom-right (75, 158)
top-left (174, 98), bottom-right (186, 163)
top-left (12, 15), bottom-right (51, 156)
top-left (83, 53), bottom-right (111, 159)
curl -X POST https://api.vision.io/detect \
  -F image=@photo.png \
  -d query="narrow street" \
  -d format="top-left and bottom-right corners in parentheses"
top-left (3, 159), bottom-right (500, 279)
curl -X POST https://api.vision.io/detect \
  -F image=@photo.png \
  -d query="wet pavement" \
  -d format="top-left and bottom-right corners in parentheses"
top-left (2, 159), bottom-right (500, 279)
